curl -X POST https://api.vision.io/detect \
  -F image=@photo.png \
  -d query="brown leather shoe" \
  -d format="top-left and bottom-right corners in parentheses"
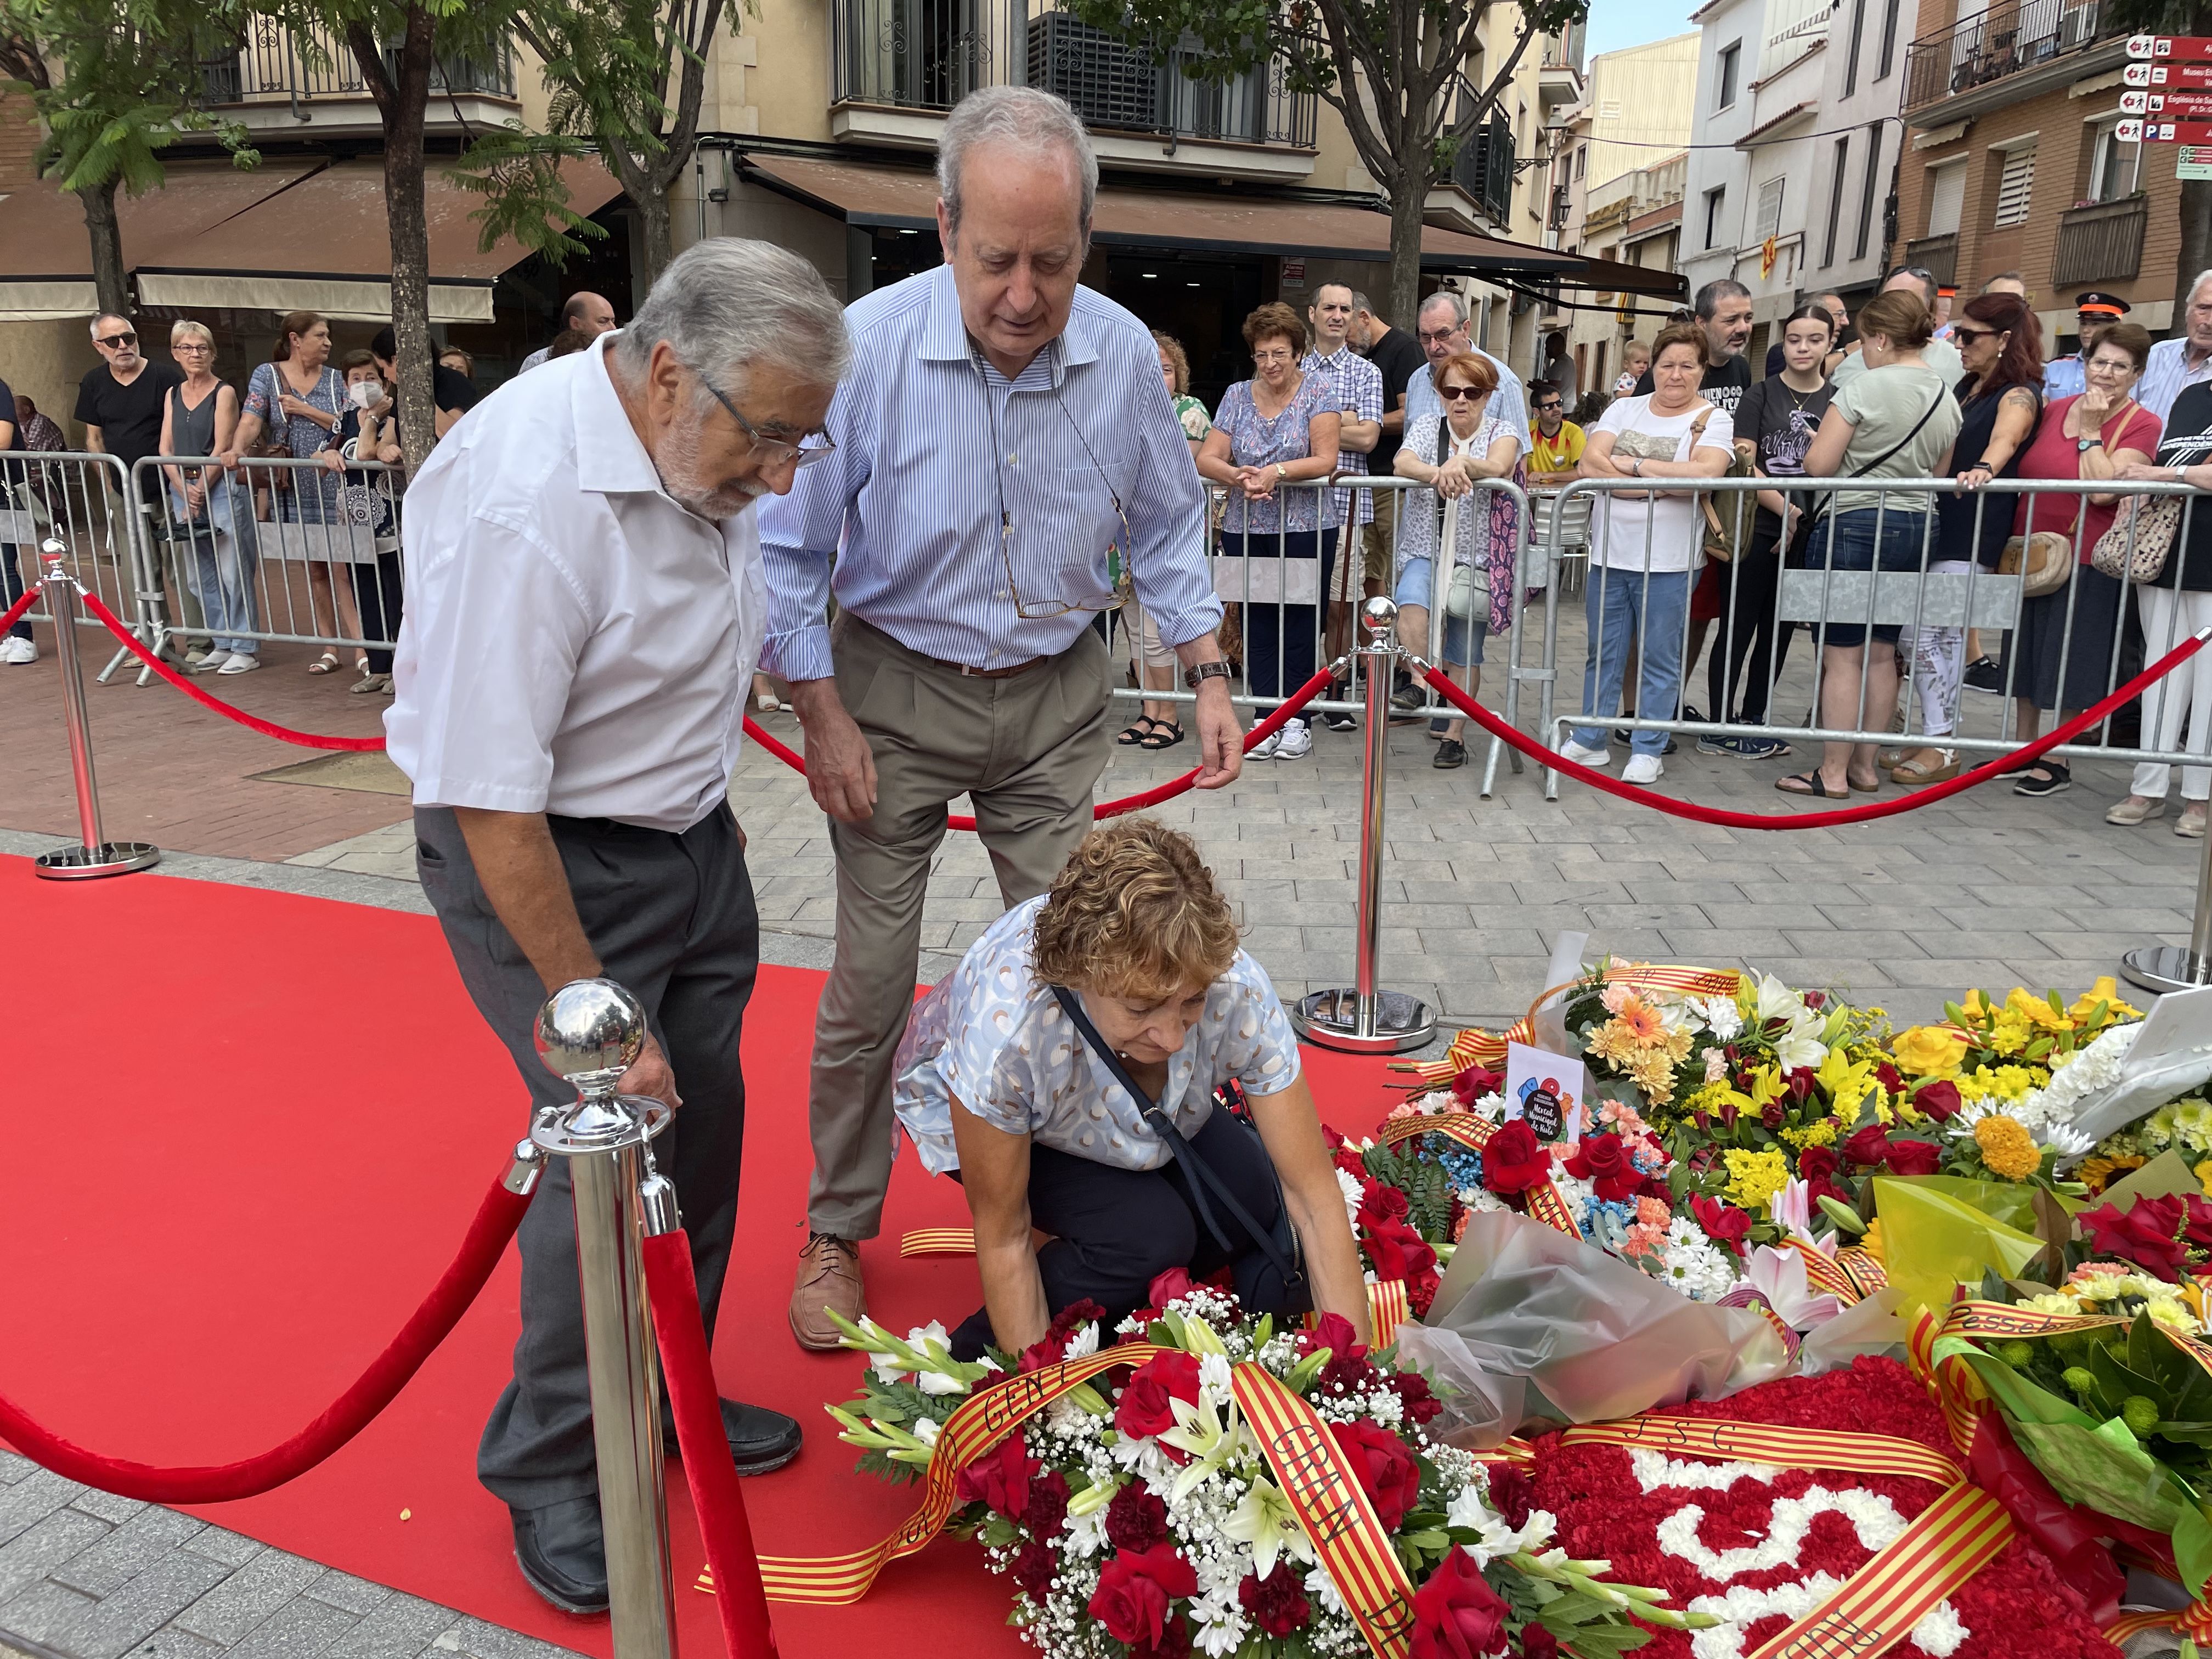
top-left (789, 1233), bottom-right (865, 1351)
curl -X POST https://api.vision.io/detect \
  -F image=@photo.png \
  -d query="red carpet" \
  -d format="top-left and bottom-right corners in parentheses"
top-left (0, 855), bottom-right (1409, 1657)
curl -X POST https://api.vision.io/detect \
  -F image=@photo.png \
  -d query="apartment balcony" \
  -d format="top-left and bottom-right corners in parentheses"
top-left (193, 21), bottom-right (518, 136)
top-left (1539, 26), bottom-right (1585, 109)
top-left (1904, 231), bottom-right (1957, 288)
top-left (829, 0), bottom-right (1317, 182)
top-left (1902, 0), bottom-right (2125, 123)
top-left (1424, 104), bottom-right (1515, 234)
top-left (2051, 194), bottom-right (2148, 286)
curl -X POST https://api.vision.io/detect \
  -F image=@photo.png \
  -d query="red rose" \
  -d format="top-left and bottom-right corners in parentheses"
top-left (954, 1431), bottom-right (1035, 1517)
top-left (1130, 1621), bottom-right (1190, 1659)
top-left (1115, 1350), bottom-right (1204, 1441)
top-left (1011, 1542), bottom-right (1057, 1598)
top-left (1690, 1193), bottom-right (1751, 1256)
top-left (1519, 1626), bottom-right (1560, 1659)
top-left (2184, 1195), bottom-right (2212, 1258)
top-left (1843, 1125), bottom-right (1895, 1167)
top-left (1876, 1060), bottom-right (1905, 1095)
top-left (1238, 1566), bottom-right (1313, 1637)
top-left (1365, 1218), bottom-right (1441, 1288)
top-left (1105, 1485), bottom-right (1170, 1553)
top-left (1453, 1064), bottom-right (1504, 1104)
top-left (1088, 1545), bottom-right (1199, 1647)
top-left (1330, 1419), bottom-right (1423, 1532)
top-left (1884, 1137), bottom-right (1943, 1176)
top-left (1302, 1310), bottom-right (1366, 1363)
top-left (1481, 1121), bottom-right (1550, 1196)
top-left (1760, 1099), bottom-right (1787, 1130)
top-left (1410, 1547), bottom-right (1511, 1658)
top-left (1564, 1132), bottom-right (1641, 1203)
top-left (1915, 1079), bottom-right (1963, 1121)
top-left (1798, 1146), bottom-right (1842, 1183)
top-left (1361, 1183), bottom-right (1413, 1228)
top-left (1023, 1469), bottom-right (1070, 1536)
top-left (1147, 1267), bottom-right (1195, 1307)
top-left (2083, 1196), bottom-right (2190, 1279)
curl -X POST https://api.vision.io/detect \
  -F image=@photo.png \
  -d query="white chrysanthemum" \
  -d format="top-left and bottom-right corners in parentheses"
top-left (1657, 1220), bottom-right (1742, 1302)
top-left (1697, 995), bottom-right (1746, 1041)
top-left (1336, 1165), bottom-right (1365, 1226)
top-left (1199, 1351), bottom-right (1234, 1403)
top-left (1304, 1560), bottom-right (1349, 1618)
top-left (1909, 1600), bottom-right (1971, 1656)
top-left (2016, 1022), bottom-right (2142, 1134)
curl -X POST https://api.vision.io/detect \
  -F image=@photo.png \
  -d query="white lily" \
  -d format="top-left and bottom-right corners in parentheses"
top-left (1222, 1477), bottom-right (1316, 1582)
top-left (1744, 1245), bottom-right (1843, 1331)
top-left (1774, 1008), bottom-right (1830, 1071)
top-left (1159, 1390), bottom-right (1248, 1500)
top-left (1752, 974), bottom-right (1806, 1025)
top-left (1445, 1485), bottom-right (1558, 1568)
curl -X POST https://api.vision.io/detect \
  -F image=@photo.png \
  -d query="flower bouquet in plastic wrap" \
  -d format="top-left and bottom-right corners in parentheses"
top-left (825, 1278), bottom-right (1712, 1658)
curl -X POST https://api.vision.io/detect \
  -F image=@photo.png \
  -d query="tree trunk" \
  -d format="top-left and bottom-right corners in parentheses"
top-left (1388, 176), bottom-right (1426, 334)
top-left (2177, 178), bottom-right (2212, 329)
top-left (352, 10), bottom-right (437, 473)
top-left (633, 165), bottom-right (675, 286)
top-left (81, 177), bottom-right (127, 318)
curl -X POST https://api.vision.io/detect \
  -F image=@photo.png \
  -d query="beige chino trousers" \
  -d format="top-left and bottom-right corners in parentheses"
top-left (804, 612), bottom-right (1113, 1240)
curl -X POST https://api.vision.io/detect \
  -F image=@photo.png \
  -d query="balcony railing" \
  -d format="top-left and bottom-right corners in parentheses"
top-left (1903, 0), bottom-right (2119, 113)
top-left (1903, 232), bottom-right (1958, 287)
top-left (2051, 194), bottom-right (2148, 286)
top-left (196, 21), bottom-right (516, 105)
top-left (830, 0), bottom-right (1315, 147)
top-left (1449, 105), bottom-right (1515, 224)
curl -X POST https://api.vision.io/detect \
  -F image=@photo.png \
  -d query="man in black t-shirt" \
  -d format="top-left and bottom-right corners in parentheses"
top-left (74, 313), bottom-right (183, 501)
top-left (1352, 296), bottom-right (1429, 601)
top-left (1633, 279), bottom-right (1754, 415)
top-left (369, 326), bottom-right (481, 445)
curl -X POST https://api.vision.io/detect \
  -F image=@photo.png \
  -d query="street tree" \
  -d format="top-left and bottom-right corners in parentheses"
top-left (1060, 0), bottom-right (1588, 324)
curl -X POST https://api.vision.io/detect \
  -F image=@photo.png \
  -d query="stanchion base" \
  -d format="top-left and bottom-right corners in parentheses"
top-left (2119, 944), bottom-right (2212, 997)
top-left (34, 842), bottom-right (160, 881)
top-left (1290, 989), bottom-right (1436, 1054)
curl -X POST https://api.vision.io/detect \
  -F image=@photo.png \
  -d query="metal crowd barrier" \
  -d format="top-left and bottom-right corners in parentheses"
top-left (0, 452), bottom-right (152, 675)
top-left (1517, 475), bottom-right (2212, 801)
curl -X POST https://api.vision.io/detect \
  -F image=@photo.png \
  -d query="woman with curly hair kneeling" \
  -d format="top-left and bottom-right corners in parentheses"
top-left (894, 817), bottom-right (1370, 1361)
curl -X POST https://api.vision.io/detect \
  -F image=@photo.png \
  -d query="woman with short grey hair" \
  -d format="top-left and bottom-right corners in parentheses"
top-left (157, 319), bottom-right (259, 673)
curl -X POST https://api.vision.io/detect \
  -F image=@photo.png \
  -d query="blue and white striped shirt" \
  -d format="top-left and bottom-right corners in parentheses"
top-left (757, 264), bottom-right (1217, 680)
top-left (2138, 336), bottom-right (2212, 425)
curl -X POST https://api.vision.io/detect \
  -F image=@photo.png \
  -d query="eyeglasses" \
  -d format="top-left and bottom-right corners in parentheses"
top-left (95, 331), bottom-right (137, 349)
top-left (2085, 356), bottom-right (2136, 376)
top-left (972, 349), bottom-right (1131, 619)
top-left (681, 357), bottom-right (836, 470)
top-left (1417, 328), bottom-right (1463, 347)
top-left (1439, 385), bottom-right (1488, 402)
top-left (174, 341), bottom-right (212, 354)
top-left (1534, 400), bottom-right (1563, 412)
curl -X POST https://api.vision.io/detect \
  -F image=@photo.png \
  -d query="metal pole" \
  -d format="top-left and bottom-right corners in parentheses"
top-left (533, 981), bottom-right (679, 1659)
top-left (33, 539), bottom-right (159, 881)
top-left (1291, 596), bottom-right (1436, 1054)
top-left (2120, 818), bottom-right (2212, 995)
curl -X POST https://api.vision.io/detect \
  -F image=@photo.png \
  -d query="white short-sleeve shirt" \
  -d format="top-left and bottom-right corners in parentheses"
top-left (893, 896), bottom-right (1304, 1176)
top-left (1590, 395), bottom-right (1736, 574)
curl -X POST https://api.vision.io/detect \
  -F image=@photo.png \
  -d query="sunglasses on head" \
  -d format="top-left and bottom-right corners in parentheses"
top-left (97, 331), bottom-right (137, 348)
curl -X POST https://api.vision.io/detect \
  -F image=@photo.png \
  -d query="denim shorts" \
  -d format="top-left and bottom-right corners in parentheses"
top-left (1392, 557), bottom-right (1486, 665)
top-left (1806, 508), bottom-right (1935, 649)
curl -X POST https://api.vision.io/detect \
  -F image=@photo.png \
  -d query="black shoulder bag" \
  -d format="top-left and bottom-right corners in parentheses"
top-left (1048, 985), bottom-right (1308, 1306)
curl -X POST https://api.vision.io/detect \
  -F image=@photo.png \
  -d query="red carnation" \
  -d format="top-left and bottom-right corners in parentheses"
top-left (1010, 1542), bottom-right (1057, 1599)
top-left (1453, 1064), bottom-right (1504, 1104)
top-left (1129, 1621), bottom-right (1190, 1659)
top-left (1391, 1370), bottom-right (1444, 1426)
top-left (1089, 1545), bottom-right (1199, 1648)
top-left (954, 1431), bottom-right (1035, 1517)
top-left (1238, 1566), bottom-right (1313, 1637)
top-left (1302, 1310), bottom-right (1366, 1363)
top-left (1361, 1183), bottom-right (1413, 1228)
top-left (1564, 1132), bottom-right (1641, 1203)
top-left (1842, 1125), bottom-right (1894, 1167)
top-left (1334, 1146), bottom-right (1371, 1181)
top-left (1330, 1419), bottom-right (1423, 1532)
top-left (1483, 1463), bottom-right (1534, 1528)
top-left (1690, 1193), bottom-right (1751, 1256)
top-left (1020, 1300), bottom-right (1104, 1372)
top-left (1115, 1351), bottom-right (1204, 1440)
top-left (1915, 1079), bottom-right (1963, 1121)
top-left (1410, 1547), bottom-right (1511, 1658)
top-left (1885, 1137), bottom-right (1943, 1176)
top-left (1023, 1469), bottom-right (1070, 1537)
top-left (1519, 1625), bottom-right (1560, 1659)
top-left (1147, 1267), bottom-right (1195, 1307)
top-left (2083, 1195), bottom-right (2190, 1279)
top-left (1104, 1484), bottom-right (1170, 1553)
top-left (1364, 1218), bottom-right (1441, 1288)
top-left (1481, 1121), bottom-right (1550, 1196)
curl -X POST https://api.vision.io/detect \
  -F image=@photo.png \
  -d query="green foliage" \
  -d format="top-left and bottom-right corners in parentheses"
top-left (444, 121), bottom-right (610, 265)
top-left (1364, 1139), bottom-right (1456, 1241)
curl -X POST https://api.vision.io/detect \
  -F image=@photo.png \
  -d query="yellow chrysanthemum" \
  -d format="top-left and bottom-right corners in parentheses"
top-left (2197, 1159), bottom-right (2212, 1199)
top-left (1892, 1025), bottom-right (1970, 1077)
top-left (1989, 1009), bottom-right (2036, 1054)
top-left (1862, 1218), bottom-right (1884, 1263)
top-left (1723, 1148), bottom-right (1792, 1215)
top-left (2079, 1154), bottom-right (2148, 1196)
top-left (1973, 1114), bottom-right (2042, 1181)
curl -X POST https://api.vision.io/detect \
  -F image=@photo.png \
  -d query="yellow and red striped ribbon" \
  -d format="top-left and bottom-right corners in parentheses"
top-left (1378, 1111), bottom-right (1583, 1241)
top-left (899, 1227), bottom-right (977, 1257)
top-left (1559, 1415), bottom-right (1961, 1489)
top-left (1781, 1236), bottom-right (1863, 1305)
top-left (1232, 1362), bottom-right (1419, 1658)
top-left (1837, 1246), bottom-right (1888, 1299)
top-left (2106, 1601), bottom-right (2212, 1645)
top-left (1392, 966), bottom-right (1748, 1083)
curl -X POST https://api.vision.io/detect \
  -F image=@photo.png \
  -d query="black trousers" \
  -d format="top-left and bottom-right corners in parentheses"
top-left (1224, 528), bottom-right (1339, 701)
top-left (1706, 528), bottom-right (1799, 725)
top-left (948, 1107), bottom-right (1306, 1361)
top-left (353, 549), bottom-right (404, 674)
top-left (414, 802), bottom-right (758, 1508)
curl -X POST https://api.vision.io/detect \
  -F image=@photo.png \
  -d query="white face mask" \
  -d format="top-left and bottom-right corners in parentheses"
top-left (348, 379), bottom-right (381, 410)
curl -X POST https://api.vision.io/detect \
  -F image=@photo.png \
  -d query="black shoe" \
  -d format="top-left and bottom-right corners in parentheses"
top-left (2013, 763), bottom-right (2072, 798)
top-left (1962, 657), bottom-right (2005, 694)
top-left (1681, 704), bottom-right (1706, 724)
top-left (662, 1397), bottom-right (804, 1474)
top-left (1432, 738), bottom-right (1468, 769)
top-left (1321, 708), bottom-right (1357, 732)
top-left (512, 1497), bottom-right (610, 1613)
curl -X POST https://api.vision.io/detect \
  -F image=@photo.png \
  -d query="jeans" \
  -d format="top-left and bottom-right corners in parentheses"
top-left (1807, 509), bottom-right (1936, 650)
top-left (1392, 556), bottom-right (1486, 666)
top-left (1572, 565), bottom-right (1694, 757)
top-left (167, 483), bottom-right (261, 656)
top-left (1, 544), bottom-right (25, 641)
top-left (1223, 528), bottom-right (1338, 700)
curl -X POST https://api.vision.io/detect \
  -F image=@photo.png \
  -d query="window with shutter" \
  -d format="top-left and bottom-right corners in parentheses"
top-left (1994, 146), bottom-right (2035, 227)
top-left (1926, 160), bottom-right (1966, 236)
top-left (1756, 176), bottom-right (1785, 240)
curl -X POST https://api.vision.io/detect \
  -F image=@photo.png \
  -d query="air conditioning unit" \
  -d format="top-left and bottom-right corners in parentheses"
top-left (1026, 13), bottom-right (1157, 131)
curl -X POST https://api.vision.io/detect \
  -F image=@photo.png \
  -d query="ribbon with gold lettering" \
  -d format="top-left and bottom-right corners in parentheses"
top-left (1377, 1111), bottom-right (1583, 1240)
top-left (1232, 1362), bottom-right (1418, 1659)
top-left (1838, 1245), bottom-right (1888, 1301)
top-left (1392, 965), bottom-right (1749, 1084)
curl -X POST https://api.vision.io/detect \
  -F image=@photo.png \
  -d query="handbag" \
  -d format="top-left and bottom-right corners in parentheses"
top-left (2091, 492), bottom-right (2182, 584)
top-left (1048, 985), bottom-right (1310, 1307)
top-left (1433, 417), bottom-right (1485, 620)
top-left (1999, 531), bottom-right (2075, 597)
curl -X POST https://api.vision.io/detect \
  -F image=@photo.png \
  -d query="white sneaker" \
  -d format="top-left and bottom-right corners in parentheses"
top-left (1559, 738), bottom-right (1610, 766)
top-left (1622, 753), bottom-right (1664, 785)
top-left (1274, 718), bottom-right (1313, 760)
top-left (0, 636), bottom-right (36, 665)
top-left (1249, 730), bottom-right (1282, 760)
top-left (216, 652), bottom-right (260, 674)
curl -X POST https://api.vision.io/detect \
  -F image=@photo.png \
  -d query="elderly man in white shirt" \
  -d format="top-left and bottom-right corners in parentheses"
top-left (386, 238), bottom-right (850, 1617)
top-left (2141, 270), bottom-right (2212, 424)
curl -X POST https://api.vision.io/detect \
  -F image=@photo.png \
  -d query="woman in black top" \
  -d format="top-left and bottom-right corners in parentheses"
top-left (1899, 294), bottom-right (2042, 784)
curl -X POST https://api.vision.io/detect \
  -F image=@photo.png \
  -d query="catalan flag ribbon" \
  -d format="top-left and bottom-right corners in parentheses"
top-left (1391, 965), bottom-right (1748, 1084)
top-left (1560, 1415), bottom-right (1961, 1489)
top-left (1378, 1111), bottom-right (1583, 1241)
top-left (1781, 1236), bottom-right (1864, 1306)
top-left (898, 1228), bottom-right (977, 1257)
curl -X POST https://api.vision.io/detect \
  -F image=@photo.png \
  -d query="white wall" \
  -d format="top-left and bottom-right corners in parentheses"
top-left (1681, 0), bottom-right (1763, 296)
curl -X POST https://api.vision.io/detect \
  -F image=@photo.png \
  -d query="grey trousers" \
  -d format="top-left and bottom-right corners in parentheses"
top-left (413, 803), bottom-right (758, 1509)
top-left (805, 615), bottom-right (1112, 1241)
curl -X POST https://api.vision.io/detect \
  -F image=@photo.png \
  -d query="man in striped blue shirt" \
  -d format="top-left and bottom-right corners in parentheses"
top-left (759, 86), bottom-right (1240, 1350)
top-left (2140, 272), bottom-right (2212, 425)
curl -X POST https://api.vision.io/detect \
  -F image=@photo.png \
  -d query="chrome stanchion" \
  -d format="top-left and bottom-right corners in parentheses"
top-left (32, 538), bottom-right (160, 881)
top-left (1291, 596), bottom-right (1436, 1054)
top-left (2120, 822), bottom-right (2212, 996)
top-left (533, 981), bottom-right (679, 1659)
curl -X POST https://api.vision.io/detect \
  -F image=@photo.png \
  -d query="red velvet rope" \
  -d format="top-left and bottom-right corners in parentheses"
top-left (643, 1232), bottom-right (778, 1658)
top-left (77, 591), bottom-right (388, 751)
top-left (743, 665), bottom-right (1338, 831)
top-left (0, 1167), bottom-right (532, 1503)
top-left (1423, 627), bottom-right (2212, 831)
top-left (0, 584), bottom-right (36, 636)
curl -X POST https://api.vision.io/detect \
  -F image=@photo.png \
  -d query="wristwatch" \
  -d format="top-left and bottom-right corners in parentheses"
top-left (1274, 462), bottom-right (1287, 484)
top-left (2078, 437), bottom-right (2102, 453)
top-left (1184, 661), bottom-right (1232, 691)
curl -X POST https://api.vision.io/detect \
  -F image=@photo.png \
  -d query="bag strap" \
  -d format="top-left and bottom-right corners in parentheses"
top-left (1047, 984), bottom-right (1300, 1283)
top-left (1849, 388), bottom-right (1945, 479)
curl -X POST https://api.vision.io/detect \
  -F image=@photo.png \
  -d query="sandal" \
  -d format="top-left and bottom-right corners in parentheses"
top-left (1138, 720), bottom-right (1186, 751)
top-left (351, 671), bottom-right (392, 695)
top-left (1118, 715), bottom-right (1160, 746)
top-left (1776, 771), bottom-right (1849, 799)
top-left (754, 689), bottom-right (782, 714)
top-left (307, 649), bottom-right (341, 675)
top-left (1890, 748), bottom-right (1959, 786)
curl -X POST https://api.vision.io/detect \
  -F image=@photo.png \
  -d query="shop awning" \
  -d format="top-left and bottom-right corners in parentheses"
top-left (0, 157), bottom-right (623, 324)
top-left (738, 152), bottom-right (1686, 298)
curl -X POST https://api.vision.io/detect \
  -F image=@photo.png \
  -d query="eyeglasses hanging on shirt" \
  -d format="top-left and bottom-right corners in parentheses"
top-left (971, 346), bottom-right (1135, 620)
